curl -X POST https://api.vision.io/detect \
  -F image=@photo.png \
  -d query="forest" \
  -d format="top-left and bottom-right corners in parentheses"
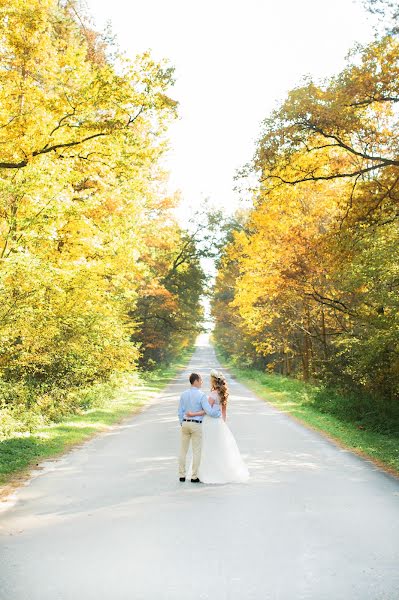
top-left (212, 1), bottom-right (399, 436)
top-left (0, 0), bottom-right (206, 440)
top-left (0, 0), bottom-right (398, 456)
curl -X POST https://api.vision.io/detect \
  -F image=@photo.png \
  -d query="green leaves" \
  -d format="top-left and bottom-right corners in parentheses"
top-left (0, 0), bottom-right (203, 433)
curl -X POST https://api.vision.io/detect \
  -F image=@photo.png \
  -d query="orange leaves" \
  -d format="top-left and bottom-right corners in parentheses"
top-left (214, 32), bottom-right (399, 396)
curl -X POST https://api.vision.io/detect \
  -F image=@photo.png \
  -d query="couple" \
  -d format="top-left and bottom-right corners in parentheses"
top-left (178, 369), bottom-right (249, 484)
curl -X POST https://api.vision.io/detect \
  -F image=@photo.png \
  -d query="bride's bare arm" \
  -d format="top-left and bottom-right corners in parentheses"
top-left (222, 404), bottom-right (227, 421)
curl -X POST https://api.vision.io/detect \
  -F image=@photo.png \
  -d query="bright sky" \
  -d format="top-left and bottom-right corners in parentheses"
top-left (86, 0), bottom-right (375, 221)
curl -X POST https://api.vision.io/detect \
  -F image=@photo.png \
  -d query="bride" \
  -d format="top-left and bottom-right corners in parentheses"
top-left (185, 369), bottom-right (249, 484)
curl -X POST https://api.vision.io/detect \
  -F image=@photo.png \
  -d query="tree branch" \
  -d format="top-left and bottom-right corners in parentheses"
top-left (0, 132), bottom-right (109, 169)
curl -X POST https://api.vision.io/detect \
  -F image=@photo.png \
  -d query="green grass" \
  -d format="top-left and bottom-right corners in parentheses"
top-left (216, 350), bottom-right (399, 478)
top-left (0, 347), bottom-right (193, 492)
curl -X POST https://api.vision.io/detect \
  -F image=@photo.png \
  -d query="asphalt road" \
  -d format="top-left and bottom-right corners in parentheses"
top-left (0, 334), bottom-right (398, 600)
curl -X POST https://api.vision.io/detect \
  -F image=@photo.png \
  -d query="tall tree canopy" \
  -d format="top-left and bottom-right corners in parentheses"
top-left (0, 0), bottom-right (205, 429)
top-left (213, 30), bottom-right (399, 423)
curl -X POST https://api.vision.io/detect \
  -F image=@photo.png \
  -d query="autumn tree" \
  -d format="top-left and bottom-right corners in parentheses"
top-left (0, 0), bottom-right (205, 428)
top-left (214, 32), bottom-right (399, 422)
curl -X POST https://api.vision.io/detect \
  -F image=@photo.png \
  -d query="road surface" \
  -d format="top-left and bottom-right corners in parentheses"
top-left (0, 334), bottom-right (398, 600)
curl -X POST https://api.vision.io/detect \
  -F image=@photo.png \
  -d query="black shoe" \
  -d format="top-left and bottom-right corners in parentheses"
top-left (179, 477), bottom-right (186, 482)
top-left (191, 478), bottom-right (201, 483)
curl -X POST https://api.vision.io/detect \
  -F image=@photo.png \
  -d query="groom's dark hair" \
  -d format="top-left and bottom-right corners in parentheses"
top-left (189, 373), bottom-right (201, 385)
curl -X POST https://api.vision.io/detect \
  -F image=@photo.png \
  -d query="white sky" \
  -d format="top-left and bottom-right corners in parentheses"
top-left (86, 0), bottom-right (376, 221)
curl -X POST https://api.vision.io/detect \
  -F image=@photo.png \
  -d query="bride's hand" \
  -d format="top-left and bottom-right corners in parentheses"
top-left (185, 411), bottom-right (194, 417)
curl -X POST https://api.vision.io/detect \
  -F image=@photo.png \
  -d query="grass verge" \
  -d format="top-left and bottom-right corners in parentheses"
top-left (216, 349), bottom-right (399, 479)
top-left (0, 347), bottom-right (193, 498)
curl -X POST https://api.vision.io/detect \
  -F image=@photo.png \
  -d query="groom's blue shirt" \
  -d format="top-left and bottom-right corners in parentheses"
top-left (178, 387), bottom-right (221, 424)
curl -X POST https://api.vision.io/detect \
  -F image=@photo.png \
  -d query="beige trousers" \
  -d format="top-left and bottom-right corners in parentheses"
top-left (179, 421), bottom-right (202, 478)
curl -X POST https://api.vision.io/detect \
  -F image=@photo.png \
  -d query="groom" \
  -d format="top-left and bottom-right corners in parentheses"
top-left (178, 372), bottom-right (221, 483)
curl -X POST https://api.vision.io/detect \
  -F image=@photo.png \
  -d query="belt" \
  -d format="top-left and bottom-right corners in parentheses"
top-left (183, 419), bottom-right (202, 423)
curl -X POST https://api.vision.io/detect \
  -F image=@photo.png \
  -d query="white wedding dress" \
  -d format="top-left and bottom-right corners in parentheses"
top-left (198, 390), bottom-right (249, 484)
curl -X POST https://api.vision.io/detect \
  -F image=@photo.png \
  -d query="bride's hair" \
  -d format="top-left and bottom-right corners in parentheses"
top-left (210, 372), bottom-right (229, 407)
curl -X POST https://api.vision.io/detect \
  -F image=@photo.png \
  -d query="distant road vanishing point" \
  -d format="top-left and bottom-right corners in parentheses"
top-left (0, 334), bottom-right (398, 599)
